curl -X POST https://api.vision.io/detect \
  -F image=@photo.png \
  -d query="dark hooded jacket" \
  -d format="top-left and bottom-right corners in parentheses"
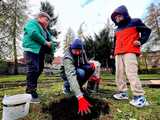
top-left (111, 5), bottom-right (151, 55)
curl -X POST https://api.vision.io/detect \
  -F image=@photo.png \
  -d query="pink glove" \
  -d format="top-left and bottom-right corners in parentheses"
top-left (78, 96), bottom-right (92, 116)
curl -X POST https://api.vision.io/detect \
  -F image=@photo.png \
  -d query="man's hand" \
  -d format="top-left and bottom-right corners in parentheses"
top-left (56, 42), bottom-right (60, 48)
top-left (78, 96), bottom-right (92, 116)
top-left (133, 40), bottom-right (141, 47)
top-left (45, 41), bottom-right (52, 48)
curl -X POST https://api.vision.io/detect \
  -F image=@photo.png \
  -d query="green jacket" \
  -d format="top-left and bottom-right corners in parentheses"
top-left (22, 19), bottom-right (55, 54)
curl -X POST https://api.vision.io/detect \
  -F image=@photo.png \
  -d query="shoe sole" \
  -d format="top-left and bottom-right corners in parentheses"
top-left (129, 101), bottom-right (149, 108)
top-left (30, 101), bottom-right (40, 104)
top-left (30, 99), bottom-right (40, 104)
top-left (113, 95), bottom-right (128, 100)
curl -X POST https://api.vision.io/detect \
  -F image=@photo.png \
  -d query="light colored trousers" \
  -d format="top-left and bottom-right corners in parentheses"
top-left (115, 53), bottom-right (144, 96)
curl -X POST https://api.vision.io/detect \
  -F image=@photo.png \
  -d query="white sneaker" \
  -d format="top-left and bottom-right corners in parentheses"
top-left (130, 96), bottom-right (149, 108)
top-left (113, 92), bottom-right (128, 100)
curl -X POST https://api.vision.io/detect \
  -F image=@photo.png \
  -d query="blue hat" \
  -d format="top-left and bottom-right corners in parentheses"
top-left (70, 38), bottom-right (83, 49)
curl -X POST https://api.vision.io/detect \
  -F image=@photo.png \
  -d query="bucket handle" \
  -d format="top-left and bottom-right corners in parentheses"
top-left (3, 102), bottom-right (26, 107)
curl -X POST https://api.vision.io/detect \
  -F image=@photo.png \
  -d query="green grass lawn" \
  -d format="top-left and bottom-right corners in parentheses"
top-left (0, 74), bottom-right (58, 82)
top-left (0, 73), bottom-right (160, 120)
top-left (101, 72), bottom-right (160, 80)
top-left (0, 72), bottom-right (160, 83)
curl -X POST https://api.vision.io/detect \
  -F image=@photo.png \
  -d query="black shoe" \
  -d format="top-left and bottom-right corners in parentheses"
top-left (30, 97), bottom-right (40, 103)
top-left (30, 91), bottom-right (40, 103)
top-left (26, 88), bottom-right (39, 103)
top-left (31, 91), bottom-right (38, 98)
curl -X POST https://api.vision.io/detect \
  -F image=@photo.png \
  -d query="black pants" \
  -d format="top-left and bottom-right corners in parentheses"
top-left (25, 50), bottom-right (45, 94)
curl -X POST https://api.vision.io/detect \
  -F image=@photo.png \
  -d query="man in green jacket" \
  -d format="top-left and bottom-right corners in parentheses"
top-left (22, 12), bottom-right (57, 103)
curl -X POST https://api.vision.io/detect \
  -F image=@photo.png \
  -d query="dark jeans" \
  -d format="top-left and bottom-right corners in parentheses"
top-left (62, 64), bottom-right (95, 91)
top-left (109, 59), bottom-right (115, 74)
top-left (110, 60), bottom-right (115, 74)
top-left (25, 50), bottom-right (45, 98)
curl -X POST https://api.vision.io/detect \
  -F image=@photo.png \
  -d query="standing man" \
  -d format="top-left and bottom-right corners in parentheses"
top-left (60, 38), bottom-right (95, 115)
top-left (22, 12), bottom-right (57, 103)
top-left (111, 5), bottom-right (151, 107)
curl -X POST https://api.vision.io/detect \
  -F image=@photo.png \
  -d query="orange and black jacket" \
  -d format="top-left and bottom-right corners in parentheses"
top-left (111, 5), bottom-right (151, 55)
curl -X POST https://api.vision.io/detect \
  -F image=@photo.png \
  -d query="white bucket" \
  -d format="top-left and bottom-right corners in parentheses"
top-left (2, 94), bottom-right (32, 120)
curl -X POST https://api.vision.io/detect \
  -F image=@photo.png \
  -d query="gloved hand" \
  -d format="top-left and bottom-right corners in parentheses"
top-left (77, 96), bottom-right (92, 116)
top-left (90, 75), bottom-right (98, 81)
top-left (89, 75), bottom-right (101, 83)
top-left (90, 63), bottom-right (95, 70)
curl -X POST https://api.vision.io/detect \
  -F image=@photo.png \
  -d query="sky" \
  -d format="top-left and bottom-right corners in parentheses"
top-left (28, 0), bottom-right (154, 56)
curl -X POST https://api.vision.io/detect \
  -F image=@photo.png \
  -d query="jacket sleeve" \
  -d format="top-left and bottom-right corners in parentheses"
top-left (63, 58), bottom-right (83, 97)
top-left (51, 41), bottom-right (57, 55)
top-left (24, 21), bottom-right (46, 45)
top-left (50, 36), bottom-right (58, 55)
top-left (136, 19), bottom-right (151, 45)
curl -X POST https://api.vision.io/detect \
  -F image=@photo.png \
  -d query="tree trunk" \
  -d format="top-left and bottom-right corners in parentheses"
top-left (144, 54), bottom-right (149, 74)
top-left (13, 0), bottom-right (18, 74)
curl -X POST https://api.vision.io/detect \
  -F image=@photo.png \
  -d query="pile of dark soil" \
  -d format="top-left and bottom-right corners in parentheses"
top-left (43, 95), bottom-right (110, 120)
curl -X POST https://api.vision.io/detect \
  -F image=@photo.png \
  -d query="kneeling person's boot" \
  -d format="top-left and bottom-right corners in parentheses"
top-left (87, 81), bottom-right (96, 93)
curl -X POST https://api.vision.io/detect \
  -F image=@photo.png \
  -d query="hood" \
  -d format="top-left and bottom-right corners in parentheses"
top-left (111, 5), bottom-right (131, 25)
top-left (70, 38), bottom-right (84, 49)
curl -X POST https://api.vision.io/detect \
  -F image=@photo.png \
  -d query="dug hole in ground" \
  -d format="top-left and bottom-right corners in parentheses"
top-left (42, 95), bottom-right (111, 120)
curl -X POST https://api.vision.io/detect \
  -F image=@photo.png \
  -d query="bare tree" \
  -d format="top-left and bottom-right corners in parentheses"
top-left (77, 22), bottom-right (85, 39)
top-left (63, 28), bottom-right (75, 51)
top-left (144, 3), bottom-right (160, 47)
top-left (0, 0), bottom-right (28, 74)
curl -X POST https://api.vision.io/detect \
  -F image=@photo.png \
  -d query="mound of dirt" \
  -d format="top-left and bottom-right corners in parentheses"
top-left (43, 95), bottom-right (110, 120)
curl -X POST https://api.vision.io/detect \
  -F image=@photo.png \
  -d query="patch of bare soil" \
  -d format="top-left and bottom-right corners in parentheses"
top-left (43, 95), bottom-right (110, 120)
